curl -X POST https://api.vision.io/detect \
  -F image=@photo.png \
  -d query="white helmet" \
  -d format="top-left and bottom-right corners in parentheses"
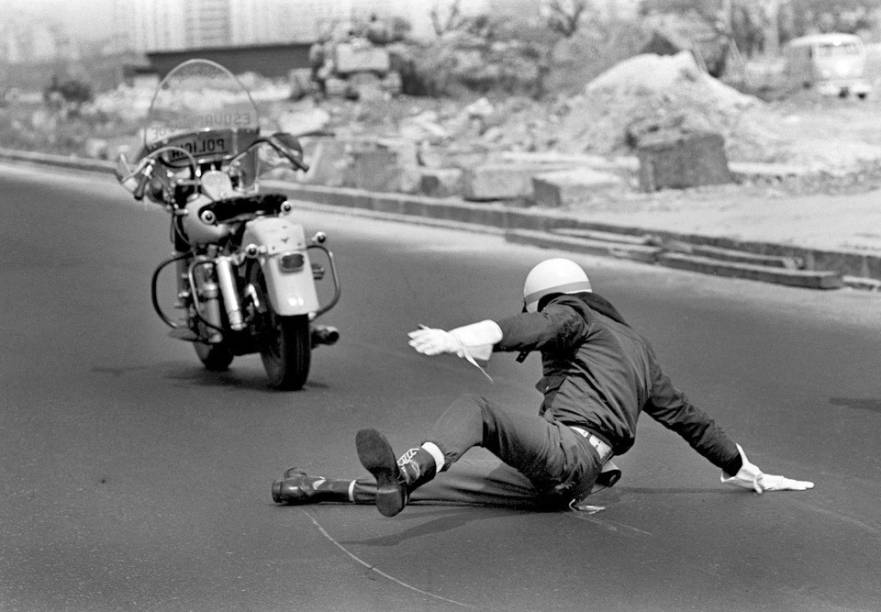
top-left (522, 258), bottom-right (592, 312)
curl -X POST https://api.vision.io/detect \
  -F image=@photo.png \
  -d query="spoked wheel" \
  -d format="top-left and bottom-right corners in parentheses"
top-left (248, 263), bottom-right (311, 390)
top-left (194, 341), bottom-right (234, 371)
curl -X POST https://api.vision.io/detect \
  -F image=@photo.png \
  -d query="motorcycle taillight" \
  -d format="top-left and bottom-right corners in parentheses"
top-left (278, 253), bottom-right (305, 272)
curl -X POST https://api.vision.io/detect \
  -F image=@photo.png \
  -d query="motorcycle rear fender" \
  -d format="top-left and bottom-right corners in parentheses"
top-left (242, 217), bottom-right (319, 316)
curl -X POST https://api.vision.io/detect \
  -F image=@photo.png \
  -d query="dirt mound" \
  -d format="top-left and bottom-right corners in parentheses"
top-left (553, 52), bottom-right (773, 157)
top-left (543, 51), bottom-right (881, 172)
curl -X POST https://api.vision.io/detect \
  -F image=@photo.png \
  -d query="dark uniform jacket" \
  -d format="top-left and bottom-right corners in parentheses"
top-left (493, 293), bottom-right (740, 473)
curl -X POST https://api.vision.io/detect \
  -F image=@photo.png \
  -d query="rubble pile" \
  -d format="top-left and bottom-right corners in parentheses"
top-left (554, 52), bottom-right (771, 158)
top-left (9, 45), bottom-right (881, 201)
top-left (550, 51), bottom-right (881, 171)
top-left (291, 50), bottom-right (881, 176)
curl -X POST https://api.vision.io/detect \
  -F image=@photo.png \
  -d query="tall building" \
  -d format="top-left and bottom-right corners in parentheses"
top-left (113, 0), bottom-right (186, 52)
top-left (109, 0), bottom-right (518, 52)
top-left (229, 0), bottom-right (300, 45)
top-left (291, 0), bottom-right (492, 41)
top-left (185, 0), bottom-right (232, 48)
top-left (0, 20), bottom-right (65, 64)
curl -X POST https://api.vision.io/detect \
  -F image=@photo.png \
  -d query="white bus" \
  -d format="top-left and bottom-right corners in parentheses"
top-left (783, 33), bottom-right (871, 99)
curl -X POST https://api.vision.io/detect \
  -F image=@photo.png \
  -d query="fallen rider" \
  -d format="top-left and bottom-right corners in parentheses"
top-left (272, 258), bottom-right (813, 516)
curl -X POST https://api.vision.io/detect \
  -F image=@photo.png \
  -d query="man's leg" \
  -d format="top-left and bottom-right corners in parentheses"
top-left (272, 454), bottom-right (543, 508)
top-left (431, 394), bottom-right (602, 502)
top-left (356, 394), bottom-right (602, 516)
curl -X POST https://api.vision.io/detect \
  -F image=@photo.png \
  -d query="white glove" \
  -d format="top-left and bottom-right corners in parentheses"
top-left (408, 320), bottom-right (503, 361)
top-left (408, 321), bottom-right (503, 383)
top-left (720, 444), bottom-right (814, 494)
top-left (408, 327), bottom-right (464, 357)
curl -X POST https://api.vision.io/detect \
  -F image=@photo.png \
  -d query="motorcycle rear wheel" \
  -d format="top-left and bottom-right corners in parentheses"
top-left (261, 312), bottom-right (311, 390)
top-left (194, 342), bottom-right (234, 371)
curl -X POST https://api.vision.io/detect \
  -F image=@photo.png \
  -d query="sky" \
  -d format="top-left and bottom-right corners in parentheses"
top-left (6, 0), bottom-right (115, 40)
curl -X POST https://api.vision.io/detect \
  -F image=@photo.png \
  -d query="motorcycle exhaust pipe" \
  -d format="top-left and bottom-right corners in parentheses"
top-left (199, 280), bottom-right (223, 341)
top-left (215, 256), bottom-right (244, 331)
top-left (175, 253), bottom-right (190, 308)
top-left (311, 325), bottom-right (339, 347)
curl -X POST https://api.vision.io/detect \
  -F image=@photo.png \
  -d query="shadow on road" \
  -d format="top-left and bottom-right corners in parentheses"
top-left (829, 397), bottom-right (881, 414)
top-left (343, 507), bottom-right (530, 547)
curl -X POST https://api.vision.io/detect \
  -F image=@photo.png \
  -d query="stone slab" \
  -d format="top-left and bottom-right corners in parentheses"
top-left (551, 227), bottom-right (652, 246)
top-left (532, 168), bottom-right (623, 207)
top-left (419, 168), bottom-right (464, 198)
top-left (658, 253), bottom-right (843, 289)
top-left (348, 149), bottom-right (400, 192)
top-left (687, 243), bottom-right (803, 269)
top-left (637, 131), bottom-right (733, 191)
top-left (506, 229), bottom-right (662, 264)
top-left (299, 138), bottom-right (349, 187)
top-left (462, 163), bottom-right (571, 201)
top-left (333, 43), bottom-right (390, 74)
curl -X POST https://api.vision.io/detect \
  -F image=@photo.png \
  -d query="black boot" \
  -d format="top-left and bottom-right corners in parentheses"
top-left (271, 469), bottom-right (356, 505)
top-left (355, 429), bottom-right (436, 517)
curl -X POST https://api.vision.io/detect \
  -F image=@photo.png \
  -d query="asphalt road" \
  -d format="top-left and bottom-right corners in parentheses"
top-left (1, 162), bottom-right (880, 612)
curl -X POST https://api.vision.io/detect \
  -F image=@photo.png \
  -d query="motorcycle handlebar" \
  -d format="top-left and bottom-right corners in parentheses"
top-left (281, 147), bottom-right (310, 173)
top-left (267, 135), bottom-right (310, 173)
top-left (132, 161), bottom-right (154, 201)
top-left (232, 135), bottom-right (309, 173)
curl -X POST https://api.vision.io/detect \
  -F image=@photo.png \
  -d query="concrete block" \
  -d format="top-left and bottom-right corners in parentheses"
top-left (637, 131), bottom-right (733, 191)
top-left (349, 149), bottom-right (400, 192)
top-left (300, 138), bottom-right (349, 187)
top-left (277, 106), bottom-right (331, 138)
top-left (419, 168), bottom-right (463, 198)
top-left (334, 43), bottom-right (390, 74)
top-left (463, 163), bottom-right (570, 201)
top-left (532, 168), bottom-right (623, 207)
top-left (349, 72), bottom-right (384, 101)
top-left (378, 139), bottom-right (420, 193)
top-left (376, 138), bottom-right (419, 174)
top-left (84, 138), bottom-right (109, 160)
top-left (324, 78), bottom-right (349, 97)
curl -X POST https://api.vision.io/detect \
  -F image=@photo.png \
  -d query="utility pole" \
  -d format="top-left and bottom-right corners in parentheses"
top-left (763, 0), bottom-right (781, 57)
top-left (720, 0), bottom-right (732, 34)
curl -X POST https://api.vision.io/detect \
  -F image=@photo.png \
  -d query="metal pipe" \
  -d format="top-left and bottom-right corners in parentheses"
top-left (308, 244), bottom-right (341, 317)
top-left (215, 255), bottom-right (244, 330)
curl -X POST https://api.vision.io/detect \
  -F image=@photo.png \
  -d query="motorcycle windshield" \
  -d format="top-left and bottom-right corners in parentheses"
top-left (143, 59), bottom-right (260, 164)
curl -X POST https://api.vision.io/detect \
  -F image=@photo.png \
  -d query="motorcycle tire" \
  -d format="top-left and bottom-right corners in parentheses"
top-left (260, 312), bottom-right (311, 390)
top-left (194, 342), bottom-right (234, 371)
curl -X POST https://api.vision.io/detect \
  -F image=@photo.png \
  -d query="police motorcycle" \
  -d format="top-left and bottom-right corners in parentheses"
top-left (115, 59), bottom-right (340, 390)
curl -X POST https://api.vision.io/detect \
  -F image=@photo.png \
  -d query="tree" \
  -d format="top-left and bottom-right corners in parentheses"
top-left (639, 0), bottom-right (725, 23)
top-left (430, 0), bottom-right (467, 36)
top-left (778, 0), bottom-right (880, 42)
top-left (542, 0), bottom-right (588, 38)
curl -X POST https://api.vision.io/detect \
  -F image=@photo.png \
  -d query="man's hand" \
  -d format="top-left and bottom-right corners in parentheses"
top-left (408, 327), bottom-right (464, 357)
top-left (721, 444), bottom-right (814, 493)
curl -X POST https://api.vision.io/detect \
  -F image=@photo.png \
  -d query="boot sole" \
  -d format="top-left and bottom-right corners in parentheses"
top-left (355, 428), bottom-right (406, 517)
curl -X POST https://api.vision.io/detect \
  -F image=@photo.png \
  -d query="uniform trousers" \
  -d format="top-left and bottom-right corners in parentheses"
top-left (361, 394), bottom-right (605, 509)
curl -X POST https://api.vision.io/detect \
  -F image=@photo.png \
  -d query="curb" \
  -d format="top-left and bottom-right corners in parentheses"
top-left (0, 147), bottom-right (115, 175)
top-left (657, 253), bottom-right (843, 290)
top-left (266, 182), bottom-right (871, 291)
top-left (504, 229), bottom-right (662, 264)
top-left (2, 148), bottom-right (879, 291)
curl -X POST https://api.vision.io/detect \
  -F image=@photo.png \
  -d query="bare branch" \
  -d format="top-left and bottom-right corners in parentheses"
top-left (430, 0), bottom-right (464, 37)
top-left (544, 0), bottom-right (588, 38)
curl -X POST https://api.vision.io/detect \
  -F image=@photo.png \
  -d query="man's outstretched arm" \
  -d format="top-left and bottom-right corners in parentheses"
top-left (645, 355), bottom-right (813, 494)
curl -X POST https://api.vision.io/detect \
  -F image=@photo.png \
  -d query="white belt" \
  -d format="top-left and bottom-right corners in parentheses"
top-left (570, 426), bottom-right (613, 463)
